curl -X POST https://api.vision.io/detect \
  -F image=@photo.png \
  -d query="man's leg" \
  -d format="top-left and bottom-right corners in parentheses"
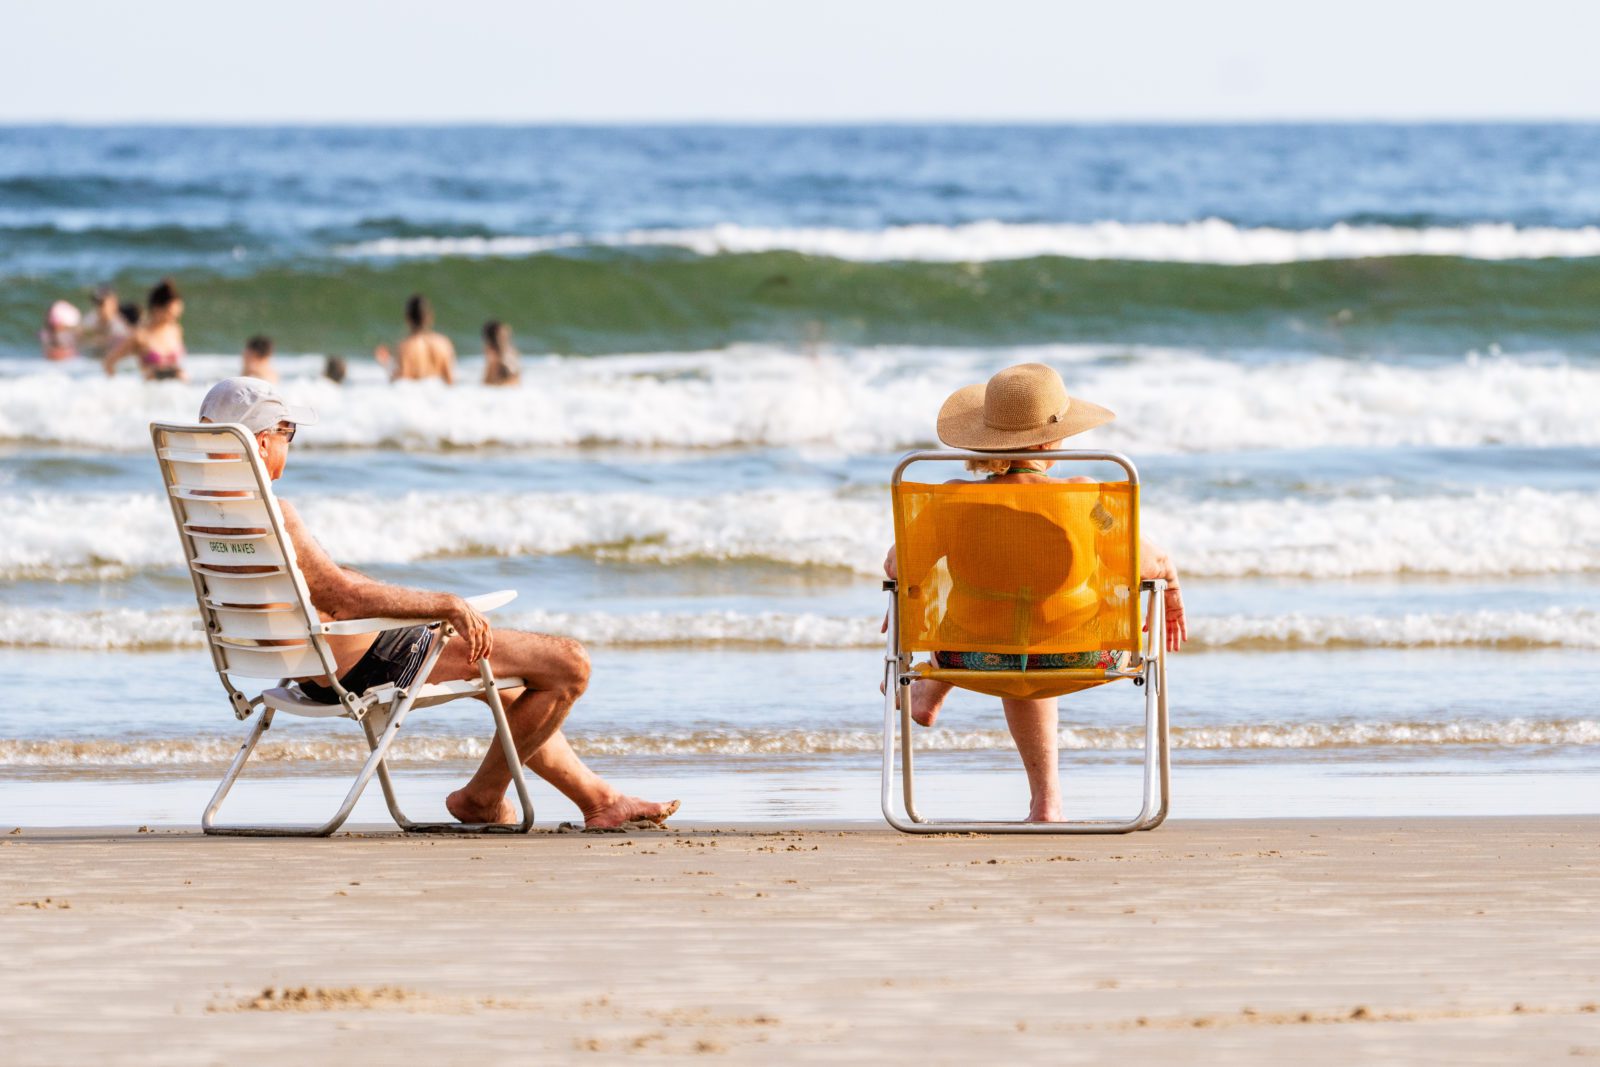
top-left (430, 628), bottom-right (676, 827)
top-left (524, 731), bottom-right (680, 830)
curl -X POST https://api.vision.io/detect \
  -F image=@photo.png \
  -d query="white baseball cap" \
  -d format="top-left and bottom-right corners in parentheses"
top-left (198, 377), bottom-right (318, 434)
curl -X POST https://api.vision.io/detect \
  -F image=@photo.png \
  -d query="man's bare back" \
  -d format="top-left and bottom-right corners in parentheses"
top-left (392, 329), bottom-right (457, 383)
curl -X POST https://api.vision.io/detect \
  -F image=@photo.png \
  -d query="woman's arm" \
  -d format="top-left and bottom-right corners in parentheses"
top-left (1140, 538), bottom-right (1186, 652)
top-left (103, 330), bottom-right (137, 376)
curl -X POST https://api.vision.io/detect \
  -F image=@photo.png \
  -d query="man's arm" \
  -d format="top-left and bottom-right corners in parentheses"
top-left (280, 500), bottom-right (493, 660)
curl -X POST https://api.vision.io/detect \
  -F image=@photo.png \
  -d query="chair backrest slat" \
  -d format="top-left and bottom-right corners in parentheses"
top-left (218, 642), bottom-right (328, 680)
top-left (151, 422), bottom-right (344, 692)
top-left (190, 565), bottom-right (303, 609)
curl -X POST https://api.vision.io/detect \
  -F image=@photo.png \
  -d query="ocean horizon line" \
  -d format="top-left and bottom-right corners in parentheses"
top-left (9, 117), bottom-right (1600, 130)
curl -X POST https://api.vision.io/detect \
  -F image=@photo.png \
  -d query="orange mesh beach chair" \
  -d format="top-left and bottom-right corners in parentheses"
top-left (881, 449), bottom-right (1171, 833)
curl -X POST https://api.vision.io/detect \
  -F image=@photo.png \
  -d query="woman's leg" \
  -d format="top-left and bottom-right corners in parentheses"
top-left (1001, 697), bottom-right (1061, 822)
top-left (908, 678), bottom-right (955, 727)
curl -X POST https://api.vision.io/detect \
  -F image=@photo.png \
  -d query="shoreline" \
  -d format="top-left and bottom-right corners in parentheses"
top-left (6, 755), bottom-right (1598, 829)
top-left (4, 816), bottom-right (1597, 1063)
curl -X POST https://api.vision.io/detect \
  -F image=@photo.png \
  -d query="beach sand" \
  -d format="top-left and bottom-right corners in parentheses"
top-left (2, 817), bottom-right (1596, 1064)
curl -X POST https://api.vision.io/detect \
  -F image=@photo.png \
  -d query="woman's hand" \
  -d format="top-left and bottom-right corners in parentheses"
top-left (1161, 580), bottom-right (1186, 653)
top-left (1139, 539), bottom-right (1186, 653)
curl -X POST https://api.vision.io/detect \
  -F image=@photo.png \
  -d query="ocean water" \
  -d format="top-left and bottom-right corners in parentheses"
top-left (2, 125), bottom-right (1597, 827)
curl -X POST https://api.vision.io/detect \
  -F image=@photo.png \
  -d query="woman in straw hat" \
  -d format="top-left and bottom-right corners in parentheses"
top-left (883, 362), bottom-right (1186, 823)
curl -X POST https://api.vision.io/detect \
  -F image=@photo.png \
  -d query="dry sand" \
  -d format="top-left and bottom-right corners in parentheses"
top-left (1, 817), bottom-right (1597, 1064)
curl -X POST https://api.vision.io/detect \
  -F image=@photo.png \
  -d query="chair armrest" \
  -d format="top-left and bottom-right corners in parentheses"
top-left (320, 616), bottom-right (439, 637)
top-left (465, 589), bottom-right (517, 613)
top-left (318, 590), bottom-right (518, 636)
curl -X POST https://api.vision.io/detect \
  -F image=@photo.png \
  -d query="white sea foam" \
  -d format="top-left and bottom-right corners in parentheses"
top-left (2, 717), bottom-right (1593, 771)
top-left (335, 219), bottom-right (1600, 264)
top-left (3, 346), bottom-right (1600, 455)
top-left (7, 606), bottom-right (1600, 653)
top-left (1173, 488), bottom-right (1600, 579)
top-left (3, 484), bottom-right (1598, 582)
top-left (0, 486), bottom-right (883, 580)
top-left (0, 606), bottom-right (880, 652)
top-left (1191, 609), bottom-right (1600, 650)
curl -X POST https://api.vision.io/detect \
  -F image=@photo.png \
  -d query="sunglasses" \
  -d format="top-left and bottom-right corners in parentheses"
top-left (272, 423), bottom-right (297, 443)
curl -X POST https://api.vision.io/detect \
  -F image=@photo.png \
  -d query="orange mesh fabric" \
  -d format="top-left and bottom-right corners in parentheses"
top-left (912, 664), bottom-right (1114, 700)
top-left (893, 480), bottom-right (1140, 668)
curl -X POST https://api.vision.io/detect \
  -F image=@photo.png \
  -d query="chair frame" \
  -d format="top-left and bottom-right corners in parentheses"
top-left (151, 420), bottom-right (535, 837)
top-left (881, 449), bottom-right (1170, 834)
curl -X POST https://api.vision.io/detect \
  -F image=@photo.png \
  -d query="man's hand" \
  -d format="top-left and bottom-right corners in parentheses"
top-left (444, 596), bottom-right (494, 663)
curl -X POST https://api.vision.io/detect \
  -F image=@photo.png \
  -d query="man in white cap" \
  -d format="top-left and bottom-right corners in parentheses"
top-left (198, 378), bottom-right (679, 829)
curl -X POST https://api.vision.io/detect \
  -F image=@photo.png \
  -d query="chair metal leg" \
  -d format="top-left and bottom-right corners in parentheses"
top-left (881, 651), bottom-right (922, 833)
top-left (1140, 591), bottom-right (1173, 830)
top-left (881, 586), bottom-right (924, 833)
top-left (200, 707), bottom-right (274, 834)
top-left (879, 581), bottom-right (1172, 836)
top-left (387, 659), bottom-right (535, 835)
top-left (201, 695), bottom-right (417, 837)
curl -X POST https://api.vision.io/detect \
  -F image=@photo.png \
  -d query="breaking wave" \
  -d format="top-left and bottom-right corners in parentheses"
top-left (4, 346), bottom-right (1600, 455)
top-left (3, 485), bottom-right (1598, 582)
top-left (336, 220), bottom-right (1600, 265)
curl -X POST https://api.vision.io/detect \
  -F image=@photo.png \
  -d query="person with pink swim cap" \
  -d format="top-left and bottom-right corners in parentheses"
top-left (39, 300), bottom-right (81, 361)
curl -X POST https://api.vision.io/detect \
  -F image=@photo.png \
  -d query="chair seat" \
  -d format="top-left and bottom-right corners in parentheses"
top-left (913, 663), bottom-right (1140, 701)
top-left (259, 685), bottom-right (353, 717)
top-left (262, 675), bottom-right (527, 718)
top-left (411, 675), bottom-right (526, 709)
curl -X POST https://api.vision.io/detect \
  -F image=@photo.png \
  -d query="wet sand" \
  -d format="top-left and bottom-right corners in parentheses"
top-left (2, 817), bottom-right (1597, 1064)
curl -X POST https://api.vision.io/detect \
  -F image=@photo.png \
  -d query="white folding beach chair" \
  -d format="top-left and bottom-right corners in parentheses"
top-left (881, 449), bottom-right (1171, 834)
top-left (151, 421), bottom-right (534, 836)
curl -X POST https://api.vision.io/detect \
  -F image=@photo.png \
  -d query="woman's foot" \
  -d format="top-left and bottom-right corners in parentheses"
top-left (1025, 798), bottom-right (1064, 823)
top-left (583, 795), bottom-right (680, 830)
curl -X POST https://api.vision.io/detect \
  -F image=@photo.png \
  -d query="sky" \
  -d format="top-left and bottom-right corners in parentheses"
top-left (6, 0), bottom-right (1600, 124)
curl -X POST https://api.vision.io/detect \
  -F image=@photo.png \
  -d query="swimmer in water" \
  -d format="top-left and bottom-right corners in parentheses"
top-left (79, 286), bottom-right (129, 363)
top-left (374, 293), bottom-right (456, 384)
top-left (39, 300), bottom-right (81, 361)
top-left (106, 278), bottom-right (187, 381)
top-left (481, 319), bottom-right (521, 386)
top-left (241, 334), bottom-right (278, 383)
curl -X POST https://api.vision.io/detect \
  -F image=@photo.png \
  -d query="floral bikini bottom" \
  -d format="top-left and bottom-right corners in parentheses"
top-left (933, 649), bottom-right (1133, 671)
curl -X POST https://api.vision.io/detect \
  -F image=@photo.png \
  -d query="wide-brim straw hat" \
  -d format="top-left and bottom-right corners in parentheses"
top-left (936, 362), bottom-right (1114, 450)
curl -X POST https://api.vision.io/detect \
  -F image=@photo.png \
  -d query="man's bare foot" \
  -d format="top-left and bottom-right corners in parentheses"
top-left (446, 788), bottom-right (517, 825)
top-left (583, 795), bottom-right (680, 831)
top-left (909, 681), bottom-right (950, 728)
